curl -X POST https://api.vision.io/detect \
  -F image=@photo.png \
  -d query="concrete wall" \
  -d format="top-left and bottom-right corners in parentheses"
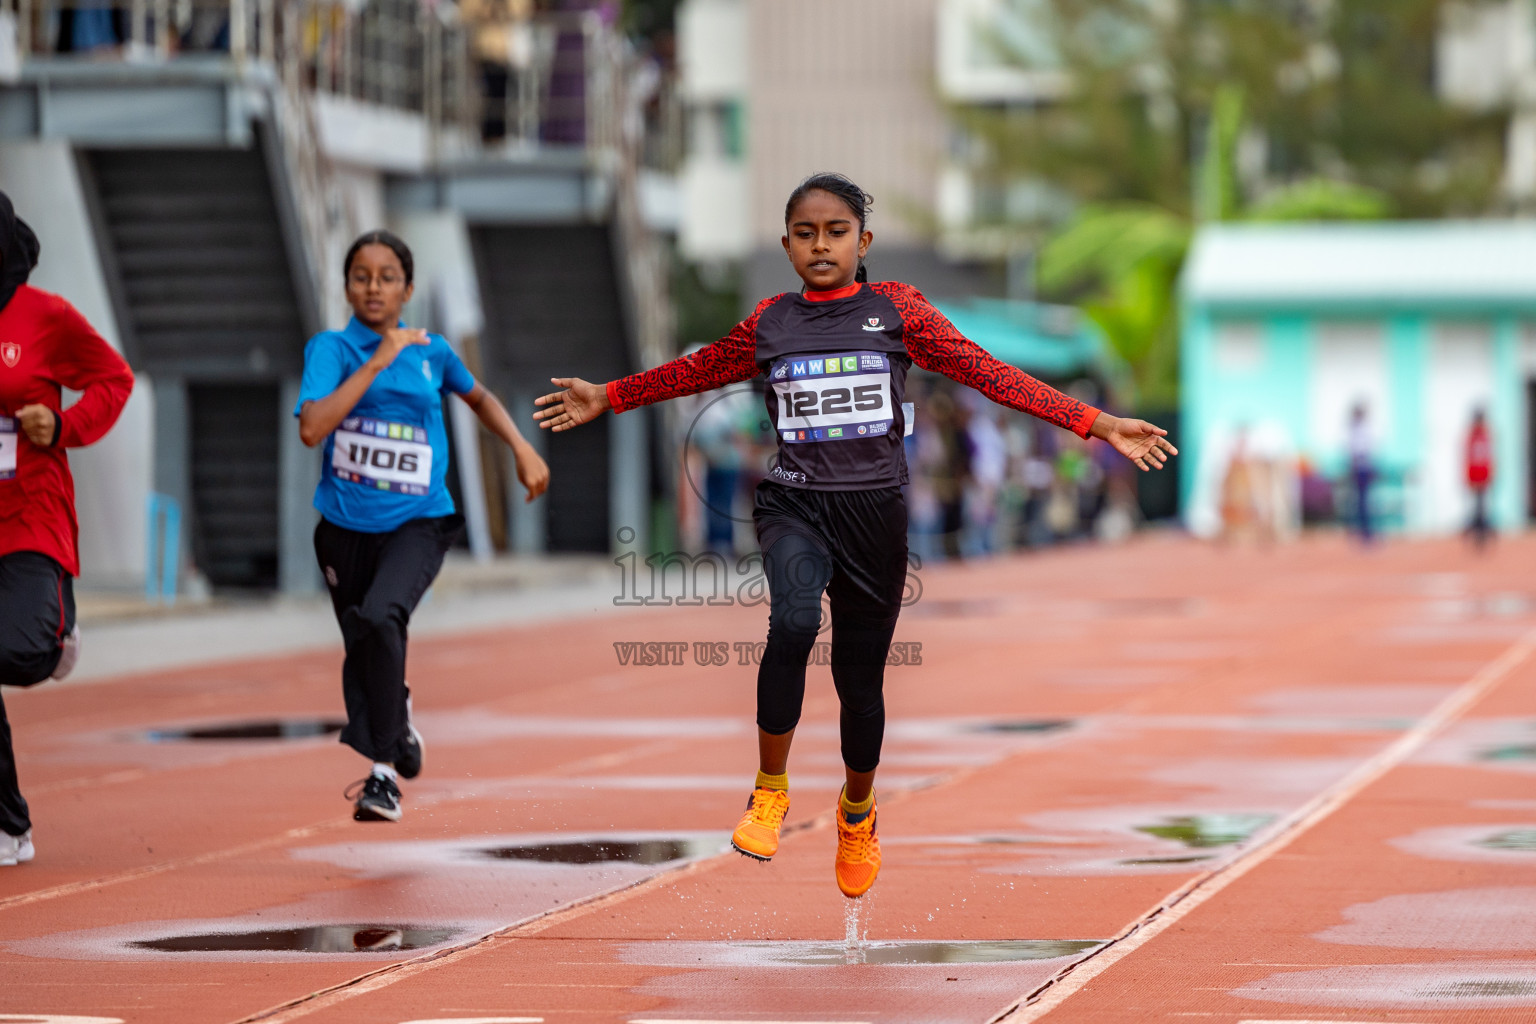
top-left (0, 139), bottom-right (150, 589)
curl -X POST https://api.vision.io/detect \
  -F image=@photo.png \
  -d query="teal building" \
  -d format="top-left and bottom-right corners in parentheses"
top-left (1181, 223), bottom-right (1536, 535)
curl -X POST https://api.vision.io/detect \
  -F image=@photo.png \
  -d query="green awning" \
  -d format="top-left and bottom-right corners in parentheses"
top-left (931, 298), bottom-right (1113, 378)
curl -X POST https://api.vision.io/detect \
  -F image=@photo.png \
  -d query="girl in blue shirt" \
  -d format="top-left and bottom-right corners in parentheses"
top-left (297, 230), bottom-right (549, 822)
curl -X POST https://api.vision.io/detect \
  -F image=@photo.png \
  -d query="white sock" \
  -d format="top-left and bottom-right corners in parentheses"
top-left (371, 762), bottom-right (397, 781)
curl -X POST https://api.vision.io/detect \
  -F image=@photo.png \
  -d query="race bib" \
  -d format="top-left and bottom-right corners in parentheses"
top-left (331, 416), bottom-right (432, 495)
top-left (0, 416), bottom-right (16, 481)
top-left (771, 351), bottom-right (894, 443)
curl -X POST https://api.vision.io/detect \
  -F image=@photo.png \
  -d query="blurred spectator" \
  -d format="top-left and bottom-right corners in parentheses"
top-left (1219, 426), bottom-right (1261, 543)
top-left (919, 390), bottom-right (970, 560)
top-left (690, 386), bottom-right (759, 558)
top-left (1347, 402), bottom-right (1374, 543)
top-left (461, 0), bottom-right (536, 142)
top-left (1298, 456), bottom-right (1335, 524)
top-left (1465, 407), bottom-right (1493, 550)
top-left (1049, 440), bottom-right (1088, 540)
top-left (1019, 431), bottom-right (1056, 548)
top-left (57, 3), bottom-right (125, 54)
top-left (962, 400), bottom-right (1006, 555)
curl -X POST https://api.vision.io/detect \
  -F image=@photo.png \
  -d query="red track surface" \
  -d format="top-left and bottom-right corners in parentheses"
top-left (3, 534), bottom-right (1535, 1024)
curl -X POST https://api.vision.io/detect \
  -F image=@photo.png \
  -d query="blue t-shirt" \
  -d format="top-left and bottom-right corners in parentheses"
top-left (295, 317), bottom-right (476, 533)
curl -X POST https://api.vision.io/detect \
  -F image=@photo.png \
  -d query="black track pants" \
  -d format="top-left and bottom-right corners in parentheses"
top-left (0, 551), bottom-right (76, 836)
top-left (753, 482), bottom-right (908, 774)
top-left (313, 515), bottom-right (461, 763)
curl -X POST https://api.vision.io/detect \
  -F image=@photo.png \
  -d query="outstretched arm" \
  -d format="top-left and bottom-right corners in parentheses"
top-left (532, 376), bottom-right (612, 433)
top-left (1087, 411), bottom-right (1177, 472)
top-left (875, 282), bottom-right (1176, 470)
top-left (534, 296), bottom-right (778, 431)
top-left (459, 382), bottom-right (549, 501)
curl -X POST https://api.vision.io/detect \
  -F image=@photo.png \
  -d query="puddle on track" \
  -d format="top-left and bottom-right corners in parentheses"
top-left (628, 938), bottom-right (1103, 967)
top-left (1423, 979), bottom-right (1536, 998)
top-left (1478, 829), bottom-right (1536, 851)
top-left (755, 938), bottom-right (1102, 966)
top-left (476, 837), bottom-right (723, 865)
top-left (1479, 744), bottom-right (1536, 762)
top-left (1232, 961), bottom-right (1536, 1009)
top-left (966, 719), bottom-right (1074, 735)
top-left (1135, 812), bottom-right (1275, 848)
top-left (143, 718), bottom-right (346, 742)
top-left (130, 924), bottom-right (459, 953)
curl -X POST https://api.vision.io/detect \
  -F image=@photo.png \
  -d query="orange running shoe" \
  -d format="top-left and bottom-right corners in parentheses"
top-left (835, 801), bottom-right (881, 898)
top-left (730, 787), bottom-right (791, 860)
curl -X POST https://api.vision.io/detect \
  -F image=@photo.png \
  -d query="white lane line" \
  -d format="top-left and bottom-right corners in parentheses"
top-left (0, 1016), bottom-right (127, 1023)
top-left (993, 624), bottom-right (1536, 1023)
top-left (1238, 1020), bottom-right (1432, 1024)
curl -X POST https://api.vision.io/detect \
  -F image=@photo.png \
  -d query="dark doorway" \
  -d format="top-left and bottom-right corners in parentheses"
top-left (189, 383), bottom-right (281, 589)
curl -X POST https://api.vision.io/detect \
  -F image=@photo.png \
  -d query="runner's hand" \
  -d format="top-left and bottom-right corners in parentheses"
top-left (1092, 413), bottom-right (1178, 472)
top-left (16, 404), bottom-right (58, 446)
top-left (368, 327), bottom-right (430, 371)
top-left (514, 444), bottom-right (550, 502)
top-left (534, 377), bottom-right (611, 432)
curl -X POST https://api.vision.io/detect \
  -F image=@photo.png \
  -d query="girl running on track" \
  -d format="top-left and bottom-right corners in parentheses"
top-left (297, 230), bottom-right (549, 822)
top-left (534, 173), bottom-right (1175, 897)
top-left (0, 190), bottom-right (135, 867)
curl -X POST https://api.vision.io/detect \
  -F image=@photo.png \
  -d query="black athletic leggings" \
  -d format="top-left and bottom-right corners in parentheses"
top-left (754, 483), bottom-right (908, 774)
top-left (0, 551), bottom-right (76, 837)
top-left (313, 514), bottom-right (462, 763)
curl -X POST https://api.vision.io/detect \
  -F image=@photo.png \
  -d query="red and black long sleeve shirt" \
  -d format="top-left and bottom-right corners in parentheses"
top-left (607, 281), bottom-right (1101, 491)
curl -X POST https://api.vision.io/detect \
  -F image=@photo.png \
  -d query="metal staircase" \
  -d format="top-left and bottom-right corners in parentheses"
top-left (85, 145), bottom-right (307, 588)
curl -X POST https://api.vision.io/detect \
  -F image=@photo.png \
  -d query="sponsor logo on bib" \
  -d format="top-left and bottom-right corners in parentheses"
top-left (770, 351), bottom-right (895, 445)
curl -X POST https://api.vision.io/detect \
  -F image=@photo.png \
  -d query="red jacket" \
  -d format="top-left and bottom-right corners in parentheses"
top-left (0, 285), bottom-right (134, 575)
top-left (1467, 422), bottom-right (1493, 489)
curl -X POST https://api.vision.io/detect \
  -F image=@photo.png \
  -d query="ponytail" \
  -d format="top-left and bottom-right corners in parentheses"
top-left (855, 260), bottom-right (868, 283)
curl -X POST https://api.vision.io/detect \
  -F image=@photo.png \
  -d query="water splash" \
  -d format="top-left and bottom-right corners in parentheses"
top-left (843, 899), bottom-right (865, 964)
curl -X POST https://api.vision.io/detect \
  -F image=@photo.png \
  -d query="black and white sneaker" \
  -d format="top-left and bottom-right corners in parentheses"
top-left (346, 774), bottom-right (402, 822)
top-left (396, 687), bottom-right (424, 780)
top-left (0, 830), bottom-right (33, 866)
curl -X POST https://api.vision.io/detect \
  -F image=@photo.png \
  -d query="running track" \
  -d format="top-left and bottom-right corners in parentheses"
top-left (2, 534), bottom-right (1535, 1023)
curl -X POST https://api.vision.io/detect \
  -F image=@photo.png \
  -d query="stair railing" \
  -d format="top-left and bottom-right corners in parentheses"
top-left (268, 0), bottom-right (351, 330)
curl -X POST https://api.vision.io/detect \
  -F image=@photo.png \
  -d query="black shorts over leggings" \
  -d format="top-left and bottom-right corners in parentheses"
top-left (753, 481), bottom-right (908, 774)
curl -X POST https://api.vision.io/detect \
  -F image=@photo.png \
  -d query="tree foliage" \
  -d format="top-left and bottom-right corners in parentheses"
top-left (958, 0), bottom-right (1510, 404)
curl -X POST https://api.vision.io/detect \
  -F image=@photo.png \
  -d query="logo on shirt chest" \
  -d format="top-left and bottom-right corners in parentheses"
top-left (421, 359), bottom-right (432, 381)
top-left (862, 317), bottom-right (886, 332)
top-left (1, 342), bottom-right (19, 368)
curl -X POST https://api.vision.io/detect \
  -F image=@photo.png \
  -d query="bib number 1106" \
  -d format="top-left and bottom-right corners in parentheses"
top-left (332, 417), bottom-right (433, 495)
top-left (342, 442), bottom-right (420, 475)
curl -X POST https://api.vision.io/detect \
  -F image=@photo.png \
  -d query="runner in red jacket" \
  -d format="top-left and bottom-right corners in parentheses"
top-left (1466, 408), bottom-right (1493, 549)
top-left (0, 190), bottom-right (134, 866)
